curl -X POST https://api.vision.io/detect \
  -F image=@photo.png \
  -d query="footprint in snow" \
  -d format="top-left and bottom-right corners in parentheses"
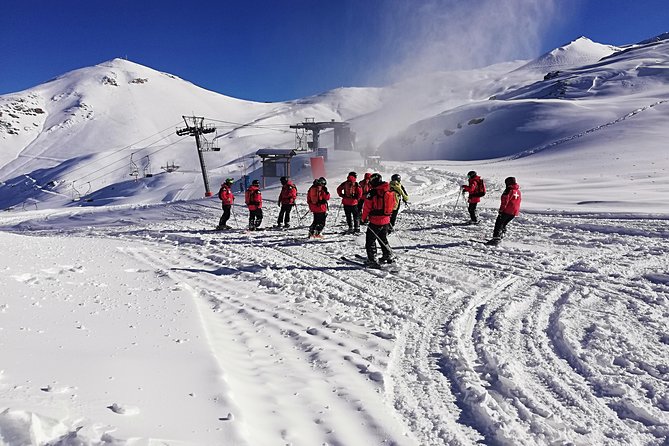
top-left (107, 403), bottom-right (140, 415)
top-left (11, 273), bottom-right (38, 284)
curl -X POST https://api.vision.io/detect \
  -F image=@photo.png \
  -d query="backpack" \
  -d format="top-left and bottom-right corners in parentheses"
top-left (218, 186), bottom-right (228, 201)
top-left (344, 181), bottom-right (359, 198)
top-left (369, 189), bottom-right (395, 216)
top-left (474, 178), bottom-right (486, 198)
top-left (245, 188), bottom-right (260, 205)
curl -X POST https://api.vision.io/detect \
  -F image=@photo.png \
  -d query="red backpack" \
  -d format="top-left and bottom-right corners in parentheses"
top-left (474, 178), bottom-right (486, 197)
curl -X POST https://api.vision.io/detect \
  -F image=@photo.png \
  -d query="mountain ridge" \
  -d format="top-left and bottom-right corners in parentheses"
top-left (1, 33), bottom-right (668, 212)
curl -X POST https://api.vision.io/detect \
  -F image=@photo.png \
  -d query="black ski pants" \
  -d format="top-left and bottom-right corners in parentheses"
top-left (468, 202), bottom-right (478, 223)
top-left (278, 204), bottom-right (293, 226)
top-left (248, 208), bottom-right (263, 229)
top-left (390, 201), bottom-right (403, 229)
top-left (366, 223), bottom-right (392, 261)
top-left (493, 212), bottom-right (515, 239)
top-left (309, 212), bottom-right (327, 235)
top-left (218, 204), bottom-right (232, 227)
top-left (343, 204), bottom-right (360, 231)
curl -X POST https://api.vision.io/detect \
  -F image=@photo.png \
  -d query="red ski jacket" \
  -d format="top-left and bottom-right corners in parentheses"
top-left (307, 184), bottom-right (330, 213)
top-left (218, 185), bottom-right (234, 206)
top-left (359, 173), bottom-right (372, 196)
top-left (336, 176), bottom-right (363, 206)
top-left (462, 175), bottom-right (485, 203)
top-left (362, 182), bottom-right (395, 226)
top-left (245, 185), bottom-right (262, 210)
top-left (278, 181), bottom-right (297, 205)
top-left (499, 183), bottom-right (521, 216)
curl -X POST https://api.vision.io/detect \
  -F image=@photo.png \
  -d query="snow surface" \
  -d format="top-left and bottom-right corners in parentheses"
top-left (0, 34), bottom-right (668, 445)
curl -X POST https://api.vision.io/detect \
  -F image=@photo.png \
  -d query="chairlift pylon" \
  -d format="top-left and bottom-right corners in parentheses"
top-left (129, 153), bottom-right (140, 180)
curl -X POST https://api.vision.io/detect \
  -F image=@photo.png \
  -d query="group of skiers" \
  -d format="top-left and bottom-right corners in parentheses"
top-left (460, 170), bottom-right (522, 246)
top-left (216, 170), bottom-right (521, 266)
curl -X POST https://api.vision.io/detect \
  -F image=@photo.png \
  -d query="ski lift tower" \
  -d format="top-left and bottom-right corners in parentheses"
top-left (289, 118), bottom-right (355, 153)
top-left (176, 115), bottom-right (219, 197)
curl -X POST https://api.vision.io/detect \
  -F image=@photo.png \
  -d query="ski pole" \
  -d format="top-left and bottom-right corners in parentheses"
top-left (334, 204), bottom-right (342, 226)
top-left (452, 189), bottom-right (463, 213)
top-left (294, 203), bottom-right (302, 226)
top-left (368, 225), bottom-right (394, 256)
top-left (390, 226), bottom-right (408, 251)
top-left (231, 204), bottom-right (239, 227)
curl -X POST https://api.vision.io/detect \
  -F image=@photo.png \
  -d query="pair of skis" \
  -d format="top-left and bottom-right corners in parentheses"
top-left (339, 254), bottom-right (398, 272)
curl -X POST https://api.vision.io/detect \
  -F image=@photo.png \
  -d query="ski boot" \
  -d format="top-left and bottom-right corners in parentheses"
top-left (379, 256), bottom-right (395, 264)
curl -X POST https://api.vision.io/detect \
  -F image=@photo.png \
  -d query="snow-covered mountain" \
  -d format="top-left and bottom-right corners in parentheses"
top-left (1, 34), bottom-right (669, 446)
top-left (1, 33), bottom-right (668, 212)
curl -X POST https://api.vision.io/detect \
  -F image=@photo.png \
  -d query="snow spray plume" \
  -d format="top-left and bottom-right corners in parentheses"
top-left (379, 0), bottom-right (559, 80)
top-left (352, 0), bottom-right (560, 153)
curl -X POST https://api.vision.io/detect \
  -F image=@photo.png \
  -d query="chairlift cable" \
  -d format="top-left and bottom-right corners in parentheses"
top-left (63, 121), bottom-right (182, 177)
top-left (81, 137), bottom-right (188, 185)
top-left (67, 133), bottom-right (187, 184)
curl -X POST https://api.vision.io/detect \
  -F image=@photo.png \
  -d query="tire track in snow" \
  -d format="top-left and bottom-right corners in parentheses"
top-left (24, 197), bottom-right (667, 446)
top-left (122, 245), bottom-right (417, 446)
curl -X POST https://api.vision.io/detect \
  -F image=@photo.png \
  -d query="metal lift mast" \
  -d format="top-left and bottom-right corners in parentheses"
top-left (176, 116), bottom-right (218, 197)
top-left (289, 118), bottom-right (353, 151)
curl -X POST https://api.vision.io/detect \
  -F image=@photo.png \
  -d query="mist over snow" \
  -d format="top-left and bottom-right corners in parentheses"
top-left (0, 26), bottom-right (668, 446)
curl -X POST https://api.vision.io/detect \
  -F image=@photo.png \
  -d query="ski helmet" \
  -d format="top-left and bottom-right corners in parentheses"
top-left (348, 171), bottom-right (357, 178)
top-left (370, 173), bottom-right (382, 187)
top-left (280, 176), bottom-right (288, 185)
top-left (467, 171), bottom-right (477, 178)
top-left (251, 179), bottom-right (260, 186)
top-left (391, 174), bottom-right (401, 182)
top-left (505, 176), bottom-right (517, 186)
top-left (224, 177), bottom-right (234, 185)
top-left (318, 177), bottom-right (327, 186)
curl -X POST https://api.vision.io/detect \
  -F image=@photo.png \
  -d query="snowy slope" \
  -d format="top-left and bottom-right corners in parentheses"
top-left (0, 59), bottom-right (384, 210)
top-left (518, 36), bottom-right (620, 71)
top-left (1, 34), bottom-right (668, 216)
top-left (0, 32), bottom-right (669, 446)
top-left (378, 35), bottom-right (669, 212)
top-left (0, 163), bottom-right (667, 445)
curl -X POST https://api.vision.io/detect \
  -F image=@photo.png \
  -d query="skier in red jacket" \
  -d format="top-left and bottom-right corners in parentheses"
top-left (276, 176), bottom-right (297, 228)
top-left (361, 173), bottom-right (396, 267)
top-left (357, 172), bottom-right (373, 225)
top-left (244, 179), bottom-right (263, 231)
top-left (461, 170), bottom-right (485, 224)
top-left (307, 177), bottom-right (330, 238)
top-left (336, 171), bottom-right (363, 234)
top-left (216, 178), bottom-right (235, 230)
top-left (487, 176), bottom-right (521, 246)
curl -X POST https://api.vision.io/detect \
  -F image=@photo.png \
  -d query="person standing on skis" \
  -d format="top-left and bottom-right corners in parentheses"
top-left (216, 178), bottom-right (235, 230)
top-left (461, 170), bottom-right (486, 224)
top-left (357, 172), bottom-right (373, 225)
top-left (245, 179), bottom-right (263, 230)
top-left (388, 173), bottom-right (409, 232)
top-left (307, 177), bottom-right (330, 238)
top-left (336, 171), bottom-right (363, 234)
top-left (361, 173), bottom-right (395, 267)
top-left (276, 176), bottom-right (297, 228)
top-left (487, 176), bottom-right (522, 246)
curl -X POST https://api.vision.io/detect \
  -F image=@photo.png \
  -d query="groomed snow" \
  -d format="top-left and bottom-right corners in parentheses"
top-left (1, 158), bottom-right (668, 445)
top-left (0, 33), bottom-right (668, 446)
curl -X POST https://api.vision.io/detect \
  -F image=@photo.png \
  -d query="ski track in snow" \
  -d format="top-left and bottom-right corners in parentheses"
top-left (2, 166), bottom-right (669, 445)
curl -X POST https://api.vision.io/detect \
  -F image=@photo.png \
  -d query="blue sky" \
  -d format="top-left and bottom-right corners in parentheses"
top-left (2, 0), bottom-right (668, 102)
